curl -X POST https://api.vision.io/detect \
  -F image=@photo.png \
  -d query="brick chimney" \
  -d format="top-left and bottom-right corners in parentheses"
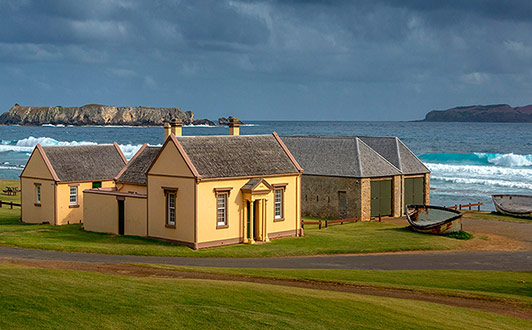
top-left (164, 122), bottom-right (171, 140)
top-left (228, 117), bottom-right (241, 136)
top-left (171, 118), bottom-right (183, 137)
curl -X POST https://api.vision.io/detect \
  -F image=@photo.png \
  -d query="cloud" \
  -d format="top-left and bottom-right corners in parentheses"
top-left (0, 0), bottom-right (531, 120)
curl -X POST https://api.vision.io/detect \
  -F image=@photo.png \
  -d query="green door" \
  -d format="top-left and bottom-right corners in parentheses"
top-left (404, 177), bottom-right (424, 206)
top-left (370, 180), bottom-right (392, 217)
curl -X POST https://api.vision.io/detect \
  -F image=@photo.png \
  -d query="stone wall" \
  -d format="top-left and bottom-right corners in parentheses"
top-left (300, 175), bottom-right (361, 219)
top-left (424, 173), bottom-right (431, 205)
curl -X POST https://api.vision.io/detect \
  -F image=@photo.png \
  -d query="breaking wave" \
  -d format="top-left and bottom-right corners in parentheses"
top-left (0, 136), bottom-right (152, 160)
top-left (420, 152), bottom-right (532, 167)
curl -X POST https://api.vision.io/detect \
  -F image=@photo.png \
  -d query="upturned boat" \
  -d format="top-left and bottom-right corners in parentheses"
top-left (492, 194), bottom-right (532, 218)
top-left (406, 205), bottom-right (463, 234)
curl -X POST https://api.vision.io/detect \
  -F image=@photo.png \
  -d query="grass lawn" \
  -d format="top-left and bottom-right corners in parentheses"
top-left (0, 264), bottom-right (529, 330)
top-left (137, 265), bottom-right (532, 305)
top-left (0, 178), bottom-right (465, 257)
top-left (463, 210), bottom-right (532, 224)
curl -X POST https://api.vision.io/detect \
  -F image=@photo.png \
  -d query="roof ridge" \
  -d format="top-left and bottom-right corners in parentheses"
top-left (396, 138), bottom-right (430, 173)
top-left (394, 137), bottom-right (403, 172)
top-left (354, 138), bottom-right (363, 177)
top-left (357, 138), bottom-right (402, 174)
top-left (115, 143), bottom-right (147, 181)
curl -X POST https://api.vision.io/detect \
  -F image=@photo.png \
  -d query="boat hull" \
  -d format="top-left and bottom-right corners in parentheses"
top-left (492, 195), bottom-right (532, 218)
top-left (406, 205), bottom-right (463, 235)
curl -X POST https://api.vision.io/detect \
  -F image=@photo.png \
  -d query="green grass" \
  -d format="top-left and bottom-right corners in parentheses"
top-left (0, 179), bottom-right (465, 257)
top-left (137, 265), bottom-right (532, 304)
top-left (0, 211), bottom-right (464, 257)
top-left (463, 211), bottom-right (532, 223)
top-left (0, 264), bottom-right (529, 330)
top-left (444, 230), bottom-right (474, 240)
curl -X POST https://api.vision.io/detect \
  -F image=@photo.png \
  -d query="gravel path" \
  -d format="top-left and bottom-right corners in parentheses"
top-left (1, 246), bottom-right (531, 270)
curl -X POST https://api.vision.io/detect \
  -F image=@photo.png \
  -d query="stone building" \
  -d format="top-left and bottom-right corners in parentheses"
top-left (282, 136), bottom-right (430, 220)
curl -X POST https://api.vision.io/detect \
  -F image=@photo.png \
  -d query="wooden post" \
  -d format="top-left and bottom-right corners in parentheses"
top-left (378, 214), bottom-right (381, 222)
top-left (10, 201), bottom-right (13, 209)
top-left (318, 220), bottom-right (322, 230)
top-left (459, 204), bottom-right (462, 210)
top-left (324, 220), bottom-right (328, 228)
top-left (478, 203), bottom-right (481, 211)
top-left (0, 200), bottom-right (2, 208)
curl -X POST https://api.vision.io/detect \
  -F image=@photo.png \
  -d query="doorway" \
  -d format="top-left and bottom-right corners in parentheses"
top-left (370, 180), bottom-right (392, 217)
top-left (118, 199), bottom-right (124, 235)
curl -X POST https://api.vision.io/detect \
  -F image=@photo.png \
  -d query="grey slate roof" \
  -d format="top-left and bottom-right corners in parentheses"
top-left (116, 146), bottom-right (160, 185)
top-left (42, 145), bottom-right (126, 182)
top-left (358, 136), bottom-right (429, 175)
top-left (282, 136), bottom-right (401, 178)
top-left (176, 135), bottom-right (299, 178)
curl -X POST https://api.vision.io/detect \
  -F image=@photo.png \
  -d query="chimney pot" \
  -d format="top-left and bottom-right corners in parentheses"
top-left (228, 117), bottom-right (241, 136)
top-left (164, 122), bottom-right (171, 140)
top-left (171, 118), bottom-right (183, 136)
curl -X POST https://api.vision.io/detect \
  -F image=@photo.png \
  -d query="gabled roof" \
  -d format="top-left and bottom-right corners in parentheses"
top-left (282, 136), bottom-right (400, 178)
top-left (241, 178), bottom-right (273, 193)
top-left (166, 133), bottom-right (301, 179)
top-left (358, 136), bottom-right (429, 175)
top-left (40, 143), bottom-right (127, 182)
top-left (116, 145), bottom-right (161, 185)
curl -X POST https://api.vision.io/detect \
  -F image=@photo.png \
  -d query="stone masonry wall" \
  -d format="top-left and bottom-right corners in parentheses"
top-left (300, 175), bottom-right (361, 219)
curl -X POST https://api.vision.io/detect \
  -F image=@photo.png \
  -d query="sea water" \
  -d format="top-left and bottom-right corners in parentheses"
top-left (1, 121), bottom-right (531, 211)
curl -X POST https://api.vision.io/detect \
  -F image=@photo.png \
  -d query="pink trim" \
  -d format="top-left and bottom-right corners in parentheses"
top-left (36, 144), bottom-right (60, 181)
top-left (272, 132), bottom-right (304, 173)
top-left (113, 142), bottom-right (128, 165)
top-left (115, 143), bottom-right (147, 181)
top-left (169, 134), bottom-right (202, 179)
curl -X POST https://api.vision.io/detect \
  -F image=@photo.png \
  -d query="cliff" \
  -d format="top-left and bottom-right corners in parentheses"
top-left (0, 104), bottom-right (214, 126)
top-left (423, 104), bottom-right (532, 122)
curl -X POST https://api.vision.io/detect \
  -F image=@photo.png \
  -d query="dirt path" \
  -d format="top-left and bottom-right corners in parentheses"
top-left (2, 258), bottom-right (530, 321)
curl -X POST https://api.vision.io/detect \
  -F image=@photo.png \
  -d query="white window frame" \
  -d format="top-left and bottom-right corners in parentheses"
top-left (167, 191), bottom-right (176, 227)
top-left (274, 188), bottom-right (284, 219)
top-left (69, 186), bottom-right (78, 206)
top-left (216, 193), bottom-right (228, 227)
top-left (35, 184), bottom-right (41, 204)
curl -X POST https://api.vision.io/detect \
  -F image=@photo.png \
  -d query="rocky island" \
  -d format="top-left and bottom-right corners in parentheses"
top-left (422, 104), bottom-right (532, 122)
top-left (0, 104), bottom-right (218, 126)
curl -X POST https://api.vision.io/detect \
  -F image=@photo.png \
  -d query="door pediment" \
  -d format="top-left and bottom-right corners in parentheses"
top-left (241, 178), bottom-right (272, 195)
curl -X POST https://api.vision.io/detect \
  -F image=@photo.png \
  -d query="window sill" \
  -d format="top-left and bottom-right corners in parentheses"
top-left (34, 203), bottom-right (41, 207)
top-left (69, 204), bottom-right (80, 208)
top-left (165, 224), bottom-right (176, 229)
top-left (216, 224), bottom-right (229, 229)
top-left (274, 217), bottom-right (285, 222)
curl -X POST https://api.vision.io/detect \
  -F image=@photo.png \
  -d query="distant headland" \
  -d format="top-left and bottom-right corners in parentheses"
top-left (0, 104), bottom-right (240, 126)
top-left (421, 104), bottom-right (532, 122)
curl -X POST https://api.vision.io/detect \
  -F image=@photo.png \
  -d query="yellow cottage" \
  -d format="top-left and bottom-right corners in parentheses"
top-left (83, 120), bottom-right (304, 249)
top-left (20, 144), bottom-right (127, 225)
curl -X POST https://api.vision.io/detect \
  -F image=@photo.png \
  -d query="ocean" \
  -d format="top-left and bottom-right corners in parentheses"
top-left (1, 121), bottom-right (531, 211)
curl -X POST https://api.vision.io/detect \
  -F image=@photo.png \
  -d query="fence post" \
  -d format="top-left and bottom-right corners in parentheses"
top-left (10, 201), bottom-right (13, 209)
top-left (459, 204), bottom-right (462, 210)
top-left (0, 200), bottom-right (2, 208)
top-left (325, 220), bottom-right (328, 228)
top-left (318, 220), bottom-right (322, 230)
top-left (478, 203), bottom-right (481, 211)
top-left (469, 204), bottom-right (471, 210)
top-left (378, 214), bottom-right (382, 222)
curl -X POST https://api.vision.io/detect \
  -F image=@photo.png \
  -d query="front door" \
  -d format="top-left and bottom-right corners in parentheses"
top-left (404, 177), bottom-right (424, 207)
top-left (118, 200), bottom-right (124, 235)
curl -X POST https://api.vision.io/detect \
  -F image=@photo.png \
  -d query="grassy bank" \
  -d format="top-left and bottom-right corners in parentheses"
top-left (463, 210), bottom-right (531, 223)
top-left (0, 178), bottom-right (464, 257)
top-left (136, 265), bottom-right (532, 304)
top-left (0, 264), bottom-right (529, 329)
top-left (0, 209), bottom-right (464, 257)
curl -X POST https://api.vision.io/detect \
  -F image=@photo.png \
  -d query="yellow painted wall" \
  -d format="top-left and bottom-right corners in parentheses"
top-left (20, 149), bottom-right (53, 180)
top-left (83, 191), bottom-right (147, 236)
top-left (118, 183), bottom-right (147, 194)
top-left (196, 175), bottom-right (300, 244)
top-left (20, 178), bottom-right (55, 224)
top-left (55, 180), bottom-right (114, 225)
top-left (124, 196), bottom-right (147, 236)
top-left (146, 140), bottom-right (196, 243)
top-left (83, 192), bottom-right (119, 234)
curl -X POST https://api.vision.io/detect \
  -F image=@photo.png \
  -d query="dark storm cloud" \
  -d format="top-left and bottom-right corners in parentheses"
top-left (0, 0), bottom-right (531, 120)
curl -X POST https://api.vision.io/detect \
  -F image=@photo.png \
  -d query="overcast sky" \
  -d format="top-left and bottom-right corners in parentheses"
top-left (0, 0), bottom-right (531, 121)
